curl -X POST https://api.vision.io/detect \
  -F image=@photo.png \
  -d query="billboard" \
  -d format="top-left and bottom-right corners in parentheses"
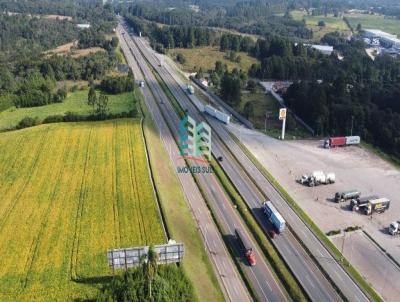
top-left (107, 242), bottom-right (184, 270)
top-left (279, 108), bottom-right (287, 120)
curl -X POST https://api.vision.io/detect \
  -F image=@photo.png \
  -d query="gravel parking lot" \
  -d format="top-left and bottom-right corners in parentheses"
top-left (228, 123), bottom-right (400, 300)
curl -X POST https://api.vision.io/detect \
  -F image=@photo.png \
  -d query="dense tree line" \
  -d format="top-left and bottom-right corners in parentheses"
top-left (0, 0), bottom-right (117, 32)
top-left (100, 71), bottom-right (135, 94)
top-left (125, 16), bottom-right (215, 52)
top-left (285, 78), bottom-right (400, 157)
top-left (78, 29), bottom-right (119, 50)
top-left (123, 1), bottom-right (312, 40)
top-left (0, 13), bottom-right (78, 63)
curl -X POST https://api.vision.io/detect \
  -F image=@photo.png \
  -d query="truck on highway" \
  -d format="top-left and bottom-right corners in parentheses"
top-left (364, 198), bottom-right (390, 215)
top-left (300, 171), bottom-right (335, 187)
top-left (187, 85), bottom-right (195, 95)
top-left (139, 81), bottom-right (145, 88)
top-left (335, 190), bottom-right (361, 203)
top-left (204, 104), bottom-right (231, 124)
top-left (262, 201), bottom-right (286, 234)
top-left (389, 222), bottom-right (400, 236)
top-left (235, 228), bottom-right (256, 266)
top-left (324, 136), bottom-right (360, 148)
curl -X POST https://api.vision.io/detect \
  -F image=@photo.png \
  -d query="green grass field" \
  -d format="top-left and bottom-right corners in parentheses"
top-left (239, 87), bottom-right (309, 139)
top-left (168, 46), bottom-right (258, 73)
top-left (345, 13), bottom-right (400, 35)
top-left (291, 10), bottom-right (350, 41)
top-left (0, 119), bottom-right (165, 301)
top-left (0, 89), bottom-right (137, 131)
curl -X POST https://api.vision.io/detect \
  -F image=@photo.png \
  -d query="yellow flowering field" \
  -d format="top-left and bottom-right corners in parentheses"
top-left (0, 119), bottom-right (165, 301)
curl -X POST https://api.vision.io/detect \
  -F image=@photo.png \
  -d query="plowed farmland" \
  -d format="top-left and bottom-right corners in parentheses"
top-left (0, 119), bottom-right (165, 301)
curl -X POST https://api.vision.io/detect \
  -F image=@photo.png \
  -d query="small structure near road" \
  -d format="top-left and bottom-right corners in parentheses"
top-left (107, 240), bottom-right (184, 272)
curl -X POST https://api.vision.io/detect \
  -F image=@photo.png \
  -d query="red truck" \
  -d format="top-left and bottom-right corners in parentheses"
top-left (324, 136), bottom-right (360, 148)
top-left (235, 228), bottom-right (256, 266)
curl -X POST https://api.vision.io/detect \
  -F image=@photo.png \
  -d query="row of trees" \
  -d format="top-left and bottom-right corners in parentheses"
top-left (285, 78), bottom-right (400, 157)
top-left (125, 16), bottom-right (216, 52)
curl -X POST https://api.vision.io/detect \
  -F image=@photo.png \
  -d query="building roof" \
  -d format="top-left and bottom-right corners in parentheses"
top-left (363, 29), bottom-right (397, 39)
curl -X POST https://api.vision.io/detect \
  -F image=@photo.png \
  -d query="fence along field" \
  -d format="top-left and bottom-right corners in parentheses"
top-left (0, 119), bottom-right (165, 301)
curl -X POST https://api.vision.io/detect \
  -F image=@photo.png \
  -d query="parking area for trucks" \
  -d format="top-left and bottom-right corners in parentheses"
top-left (228, 123), bottom-right (400, 300)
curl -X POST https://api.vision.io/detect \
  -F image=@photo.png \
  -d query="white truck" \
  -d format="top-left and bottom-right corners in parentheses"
top-left (187, 85), bottom-right (195, 95)
top-left (300, 171), bottom-right (335, 187)
top-left (389, 222), bottom-right (400, 236)
top-left (204, 104), bottom-right (231, 124)
top-left (139, 81), bottom-right (145, 88)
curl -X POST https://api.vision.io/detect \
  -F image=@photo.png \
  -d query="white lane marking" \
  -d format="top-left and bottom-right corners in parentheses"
top-left (265, 280), bottom-right (272, 292)
top-left (305, 274), bottom-right (315, 289)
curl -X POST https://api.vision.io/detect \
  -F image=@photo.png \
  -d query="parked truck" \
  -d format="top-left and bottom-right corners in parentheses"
top-left (324, 136), bottom-right (360, 148)
top-left (262, 201), bottom-right (286, 233)
top-left (350, 195), bottom-right (378, 211)
top-left (235, 228), bottom-right (256, 266)
top-left (364, 198), bottom-right (390, 215)
top-left (389, 222), bottom-right (400, 236)
top-left (204, 105), bottom-right (231, 124)
top-left (335, 190), bottom-right (361, 203)
top-left (300, 171), bottom-right (335, 187)
top-left (187, 85), bottom-right (195, 95)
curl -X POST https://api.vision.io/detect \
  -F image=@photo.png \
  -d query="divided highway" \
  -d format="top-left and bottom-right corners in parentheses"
top-left (129, 27), bottom-right (371, 302)
top-left (130, 35), bottom-right (340, 302)
top-left (117, 25), bottom-right (251, 302)
top-left (118, 22), bottom-right (288, 302)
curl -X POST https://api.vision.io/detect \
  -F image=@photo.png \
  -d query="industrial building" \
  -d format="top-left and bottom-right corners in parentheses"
top-left (362, 29), bottom-right (400, 55)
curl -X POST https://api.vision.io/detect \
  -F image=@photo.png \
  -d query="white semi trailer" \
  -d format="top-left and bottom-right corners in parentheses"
top-left (204, 105), bottom-right (231, 124)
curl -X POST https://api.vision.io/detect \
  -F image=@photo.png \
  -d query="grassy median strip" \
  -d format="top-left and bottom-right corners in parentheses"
top-left (210, 158), bottom-right (307, 302)
top-left (229, 132), bottom-right (383, 302)
top-left (140, 96), bottom-right (225, 302)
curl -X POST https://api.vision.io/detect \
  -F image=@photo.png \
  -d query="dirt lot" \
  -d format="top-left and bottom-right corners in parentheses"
top-left (228, 123), bottom-right (400, 300)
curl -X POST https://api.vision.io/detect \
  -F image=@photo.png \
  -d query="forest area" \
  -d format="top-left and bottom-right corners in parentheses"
top-left (122, 0), bottom-right (400, 159)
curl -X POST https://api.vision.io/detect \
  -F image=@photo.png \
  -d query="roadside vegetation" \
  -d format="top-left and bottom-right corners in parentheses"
top-left (98, 247), bottom-right (195, 302)
top-left (0, 119), bottom-right (165, 301)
